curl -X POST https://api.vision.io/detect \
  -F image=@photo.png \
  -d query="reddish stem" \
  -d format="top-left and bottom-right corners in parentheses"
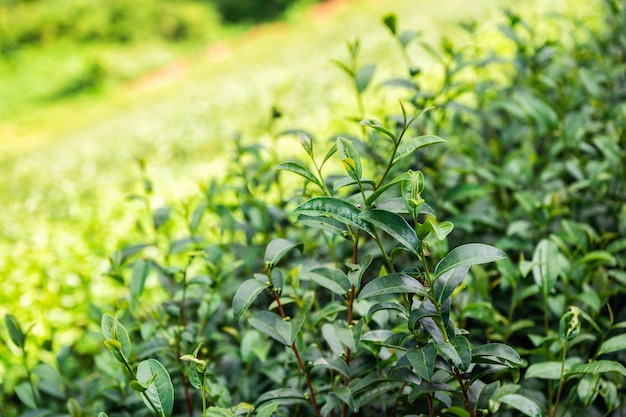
top-left (455, 369), bottom-right (476, 417)
top-left (273, 291), bottom-right (322, 417)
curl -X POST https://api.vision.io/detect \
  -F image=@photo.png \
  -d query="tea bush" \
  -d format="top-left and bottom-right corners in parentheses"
top-left (2, 1), bottom-right (625, 416)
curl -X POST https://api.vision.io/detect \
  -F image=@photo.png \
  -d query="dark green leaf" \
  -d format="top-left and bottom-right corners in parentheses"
top-left (408, 307), bottom-right (438, 331)
top-left (357, 273), bottom-right (427, 300)
top-left (293, 197), bottom-right (373, 236)
top-left (333, 385), bottom-right (359, 413)
top-left (407, 343), bottom-right (437, 381)
top-left (4, 314), bottom-right (25, 349)
top-left (382, 13), bottom-right (397, 35)
top-left (367, 302), bottom-right (408, 318)
top-left (136, 359), bottom-right (174, 417)
top-left (434, 243), bottom-right (507, 278)
top-left (472, 343), bottom-right (524, 367)
top-left (476, 381), bottom-right (500, 410)
top-left (358, 209), bottom-right (419, 257)
top-left (434, 265), bottom-right (470, 303)
top-left (451, 336), bottom-right (472, 372)
top-left (233, 279), bottom-right (269, 324)
top-left (393, 135), bottom-right (446, 164)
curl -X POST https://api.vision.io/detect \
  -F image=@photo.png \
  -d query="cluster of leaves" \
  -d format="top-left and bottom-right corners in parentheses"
top-left (1, 1), bottom-right (625, 417)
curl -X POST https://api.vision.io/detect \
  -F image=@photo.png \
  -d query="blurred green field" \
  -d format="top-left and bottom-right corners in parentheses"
top-left (0, 0), bottom-right (597, 383)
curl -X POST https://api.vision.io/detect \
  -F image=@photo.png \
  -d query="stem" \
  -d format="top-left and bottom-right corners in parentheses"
top-left (427, 393), bottom-right (435, 417)
top-left (272, 291), bottom-right (322, 417)
top-left (455, 369), bottom-right (476, 417)
top-left (178, 263), bottom-right (194, 417)
top-left (552, 337), bottom-right (569, 417)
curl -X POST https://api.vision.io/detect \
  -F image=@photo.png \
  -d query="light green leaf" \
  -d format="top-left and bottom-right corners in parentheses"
top-left (499, 394), bottom-right (544, 417)
top-left (598, 334), bottom-right (626, 356)
top-left (356, 64), bottom-right (376, 93)
top-left (307, 267), bottom-right (351, 296)
top-left (15, 382), bottom-right (37, 409)
top-left (233, 279), bottom-right (269, 324)
top-left (358, 209), bottom-right (419, 257)
top-left (136, 359), bottom-right (174, 417)
top-left (101, 314), bottom-right (131, 363)
top-left (360, 119), bottom-right (396, 141)
top-left (248, 311), bottom-right (297, 346)
top-left (365, 171), bottom-right (413, 205)
top-left (256, 401), bottom-right (280, 417)
top-left (264, 239), bottom-right (303, 267)
top-left (130, 258), bottom-right (151, 299)
top-left (526, 361), bottom-right (568, 379)
top-left (435, 243), bottom-right (507, 278)
top-left (393, 135), bottom-right (446, 164)
top-left (333, 320), bottom-right (363, 351)
top-left (275, 162), bottom-right (323, 190)
top-left (313, 357), bottom-right (351, 379)
top-left (337, 137), bottom-right (362, 181)
top-left (293, 197), bottom-right (373, 236)
top-left (566, 360), bottom-right (626, 377)
top-left (357, 273), bottom-right (427, 300)
top-left (407, 343), bottom-right (437, 381)
top-left (532, 239), bottom-right (561, 293)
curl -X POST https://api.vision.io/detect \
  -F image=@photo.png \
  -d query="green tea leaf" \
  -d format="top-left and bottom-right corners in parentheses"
top-left (307, 267), bottom-right (351, 296)
top-left (275, 162), bottom-right (323, 190)
top-left (435, 243), bottom-right (507, 278)
top-left (499, 394), bottom-right (544, 417)
top-left (249, 311), bottom-right (290, 346)
top-left (472, 343), bottom-right (524, 367)
top-left (136, 359), bottom-right (174, 417)
top-left (255, 401), bottom-right (280, 417)
top-left (130, 258), bottom-right (151, 300)
top-left (15, 382), bottom-right (37, 409)
top-left (4, 314), bottom-right (25, 349)
top-left (407, 343), bottom-right (436, 381)
top-left (382, 13), bottom-right (397, 35)
top-left (313, 357), bottom-right (351, 379)
top-left (451, 335), bottom-right (472, 372)
top-left (598, 334), bottom-right (626, 356)
top-left (357, 273), bottom-right (427, 300)
top-left (101, 314), bottom-right (131, 363)
top-left (525, 361), bottom-right (568, 379)
top-left (360, 119), bottom-right (396, 141)
top-left (566, 360), bottom-right (626, 377)
top-left (356, 64), bottom-right (376, 93)
top-left (393, 135), bottom-right (446, 164)
top-left (233, 279), bottom-right (269, 324)
top-left (337, 137), bottom-right (362, 181)
top-left (333, 320), bottom-right (363, 351)
top-left (532, 239), bottom-right (561, 293)
top-left (293, 197), bottom-right (373, 236)
top-left (264, 238), bottom-right (303, 268)
top-left (434, 265), bottom-right (470, 303)
top-left (358, 209), bottom-right (419, 257)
